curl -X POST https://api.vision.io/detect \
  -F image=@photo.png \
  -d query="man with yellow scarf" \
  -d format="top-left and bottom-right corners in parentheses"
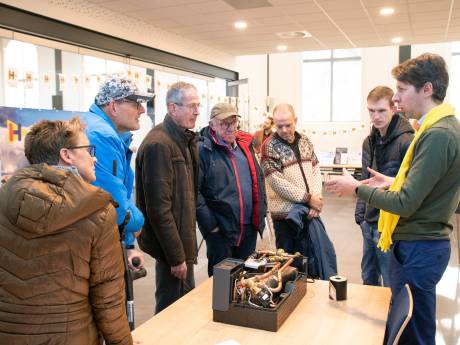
top-left (326, 53), bottom-right (460, 345)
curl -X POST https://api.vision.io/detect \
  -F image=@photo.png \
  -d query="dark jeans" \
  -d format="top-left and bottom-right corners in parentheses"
top-left (390, 240), bottom-right (450, 345)
top-left (360, 221), bottom-right (391, 287)
top-left (273, 219), bottom-right (308, 255)
top-left (154, 259), bottom-right (195, 314)
top-left (205, 224), bottom-right (257, 277)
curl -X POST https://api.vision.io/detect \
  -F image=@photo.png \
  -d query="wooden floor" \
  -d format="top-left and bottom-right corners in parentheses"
top-left (132, 191), bottom-right (460, 345)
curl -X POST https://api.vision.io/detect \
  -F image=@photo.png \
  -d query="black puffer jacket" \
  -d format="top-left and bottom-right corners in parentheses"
top-left (355, 114), bottom-right (414, 225)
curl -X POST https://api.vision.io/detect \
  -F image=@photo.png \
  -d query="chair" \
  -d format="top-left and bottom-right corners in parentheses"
top-left (384, 284), bottom-right (413, 345)
top-left (455, 202), bottom-right (459, 265)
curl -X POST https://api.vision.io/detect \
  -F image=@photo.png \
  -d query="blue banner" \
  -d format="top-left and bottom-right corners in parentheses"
top-left (0, 106), bottom-right (82, 176)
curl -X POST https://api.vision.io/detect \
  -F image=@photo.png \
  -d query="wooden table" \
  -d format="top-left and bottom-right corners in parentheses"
top-left (319, 164), bottom-right (362, 181)
top-left (132, 279), bottom-right (391, 345)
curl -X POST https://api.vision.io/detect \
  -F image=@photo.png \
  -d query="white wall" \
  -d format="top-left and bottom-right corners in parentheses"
top-left (235, 55), bottom-right (268, 129)
top-left (235, 42), bottom-right (455, 156)
top-left (235, 50), bottom-right (377, 154)
top-left (269, 52), bottom-right (303, 117)
top-left (61, 51), bottom-right (83, 111)
top-left (37, 46), bottom-right (55, 110)
top-left (411, 42), bottom-right (453, 104)
top-left (361, 45), bottom-right (399, 110)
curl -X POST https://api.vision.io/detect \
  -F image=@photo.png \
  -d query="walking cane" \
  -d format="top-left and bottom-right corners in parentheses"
top-left (119, 211), bottom-right (147, 330)
top-left (113, 160), bottom-right (146, 330)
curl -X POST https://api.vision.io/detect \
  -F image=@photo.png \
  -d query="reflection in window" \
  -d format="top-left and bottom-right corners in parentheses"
top-left (82, 55), bottom-right (106, 110)
top-left (332, 59), bottom-right (361, 122)
top-left (153, 71), bottom-right (227, 130)
top-left (81, 56), bottom-right (143, 111)
top-left (302, 49), bottom-right (361, 122)
top-left (3, 40), bottom-right (39, 108)
top-left (0, 36), bottom-right (229, 129)
top-left (154, 70), bottom-right (179, 125)
top-left (303, 60), bottom-right (331, 122)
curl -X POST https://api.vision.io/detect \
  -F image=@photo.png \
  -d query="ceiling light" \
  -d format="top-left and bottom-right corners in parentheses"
top-left (277, 45), bottom-right (287, 52)
top-left (234, 21), bottom-right (247, 29)
top-left (277, 30), bottom-right (312, 39)
top-left (380, 7), bottom-right (395, 16)
top-left (392, 37), bottom-right (403, 44)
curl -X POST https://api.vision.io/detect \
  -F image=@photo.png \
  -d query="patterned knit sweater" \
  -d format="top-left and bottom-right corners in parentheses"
top-left (261, 132), bottom-right (322, 219)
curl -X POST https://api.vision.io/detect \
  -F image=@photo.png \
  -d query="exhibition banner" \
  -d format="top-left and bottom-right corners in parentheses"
top-left (0, 106), bottom-right (81, 176)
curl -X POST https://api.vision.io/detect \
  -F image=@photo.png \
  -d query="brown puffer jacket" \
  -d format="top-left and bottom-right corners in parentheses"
top-left (0, 164), bottom-right (132, 345)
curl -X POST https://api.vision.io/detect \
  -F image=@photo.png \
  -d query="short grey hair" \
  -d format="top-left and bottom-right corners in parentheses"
top-left (166, 81), bottom-right (197, 107)
top-left (273, 103), bottom-right (296, 118)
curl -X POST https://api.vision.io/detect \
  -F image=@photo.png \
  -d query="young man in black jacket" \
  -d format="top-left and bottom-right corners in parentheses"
top-left (355, 86), bottom-right (414, 287)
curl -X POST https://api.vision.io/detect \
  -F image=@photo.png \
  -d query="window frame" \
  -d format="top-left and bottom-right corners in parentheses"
top-left (302, 49), bottom-right (361, 122)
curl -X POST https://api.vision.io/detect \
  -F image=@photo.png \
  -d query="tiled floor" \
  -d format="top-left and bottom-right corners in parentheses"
top-left (132, 191), bottom-right (460, 345)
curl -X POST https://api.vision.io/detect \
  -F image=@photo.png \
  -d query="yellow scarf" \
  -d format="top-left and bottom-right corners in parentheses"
top-left (377, 103), bottom-right (455, 251)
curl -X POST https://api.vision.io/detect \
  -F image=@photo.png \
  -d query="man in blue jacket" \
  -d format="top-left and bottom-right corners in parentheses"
top-left (197, 103), bottom-right (266, 276)
top-left (83, 77), bottom-right (153, 267)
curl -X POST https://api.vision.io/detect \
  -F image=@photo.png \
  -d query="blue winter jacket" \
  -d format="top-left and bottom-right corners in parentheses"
top-left (82, 104), bottom-right (144, 246)
top-left (197, 127), bottom-right (266, 246)
top-left (286, 204), bottom-right (337, 280)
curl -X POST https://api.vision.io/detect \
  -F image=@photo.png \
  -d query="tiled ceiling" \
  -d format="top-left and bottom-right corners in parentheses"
top-left (87, 0), bottom-right (460, 55)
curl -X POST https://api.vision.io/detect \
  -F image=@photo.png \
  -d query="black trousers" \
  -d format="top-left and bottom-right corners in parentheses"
top-left (273, 219), bottom-right (308, 255)
top-left (205, 224), bottom-right (257, 277)
top-left (154, 259), bottom-right (195, 314)
top-left (273, 218), bottom-right (319, 278)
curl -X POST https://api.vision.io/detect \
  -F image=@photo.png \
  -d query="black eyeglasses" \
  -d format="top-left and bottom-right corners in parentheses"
top-left (117, 99), bottom-right (143, 110)
top-left (67, 145), bottom-right (96, 157)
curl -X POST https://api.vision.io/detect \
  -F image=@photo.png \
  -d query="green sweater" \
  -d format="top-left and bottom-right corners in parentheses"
top-left (357, 115), bottom-right (460, 241)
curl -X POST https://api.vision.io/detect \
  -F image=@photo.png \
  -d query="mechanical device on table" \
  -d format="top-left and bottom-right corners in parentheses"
top-left (212, 249), bottom-right (307, 331)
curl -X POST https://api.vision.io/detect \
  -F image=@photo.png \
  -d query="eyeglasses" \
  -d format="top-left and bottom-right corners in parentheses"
top-left (175, 102), bottom-right (200, 111)
top-left (67, 145), bottom-right (96, 157)
top-left (117, 99), bottom-right (143, 110)
top-left (219, 119), bottom-right (239, 130)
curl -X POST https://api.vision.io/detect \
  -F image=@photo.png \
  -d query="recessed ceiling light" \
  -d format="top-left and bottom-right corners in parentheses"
top-left (392, 36), bottom-right (403, 44)
top-left (277, 30), bottom-right (312, 39)
top-left (277, 45), bottom-right (288, 51)
top-left (234, 21), bottom-right (247, 29)
top-left (380, 7), bottom-right (395, 16)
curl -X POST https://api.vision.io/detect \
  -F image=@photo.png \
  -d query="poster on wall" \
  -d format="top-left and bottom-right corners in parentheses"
top-left (0, 106), bottom-right (80, 178)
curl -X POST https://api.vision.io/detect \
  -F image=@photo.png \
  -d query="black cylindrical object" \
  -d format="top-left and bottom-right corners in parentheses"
top-left (329, 275), bottom-right (347, 301)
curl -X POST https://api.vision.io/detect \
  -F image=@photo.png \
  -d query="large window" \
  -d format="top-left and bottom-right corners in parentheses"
top-left (451, 42), bottom-right (460, 118)
top-left (0, 34), bottom-right (228, 129)
top-left (302, 49), bottom-right (361, 122)
top-left (2, 40), bottom-right (41, 109)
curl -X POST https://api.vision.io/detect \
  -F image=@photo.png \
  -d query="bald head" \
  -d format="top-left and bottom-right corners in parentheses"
top-left (272, 103), bottom-right (297, 143)
top-left (273, 103), bottom-right (296, 120)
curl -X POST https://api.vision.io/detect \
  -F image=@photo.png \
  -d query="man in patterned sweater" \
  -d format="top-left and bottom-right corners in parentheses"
top-left (261, 103), bottom-right (323, 254)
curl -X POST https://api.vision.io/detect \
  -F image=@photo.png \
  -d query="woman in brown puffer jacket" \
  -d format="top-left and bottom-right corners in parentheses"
top-left (0, 118), bottom-right (132, 345)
